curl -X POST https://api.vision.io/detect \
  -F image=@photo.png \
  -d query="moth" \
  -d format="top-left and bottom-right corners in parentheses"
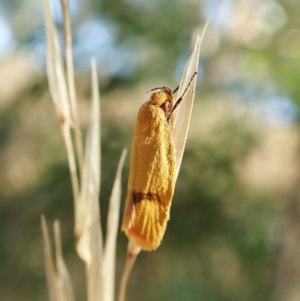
top-left (122, 73), bottom-right (197, 251)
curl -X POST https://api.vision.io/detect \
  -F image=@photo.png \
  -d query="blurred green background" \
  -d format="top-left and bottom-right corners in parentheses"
top-left (1, 0), bottom-right (300, 300)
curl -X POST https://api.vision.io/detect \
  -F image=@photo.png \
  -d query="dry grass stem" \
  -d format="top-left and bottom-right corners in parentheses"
top-left (74, 58), bottom-right (103, 301)
top-left (74, 59), bottom-right (101, 261)
top-left (43, 0), bottom-right (71, 123)
top-left (54, 221), bottom-right (75, 301)
top-left (41, 216), bottom-right (75, 301)
top-left (102, 149), bottom-right (127, 301)
top-left (41, 215), bottom-right (60, 301)
top-left (118, 241), bottom-right (141, 301)
top-left (43, 0), bottom-right (80, 202)
top-left (60, 0), bottom-right (84, 174)
top-left (43, 0), bottom-right (130, 300)
top-left (62, 125), bottom-right (80, 202)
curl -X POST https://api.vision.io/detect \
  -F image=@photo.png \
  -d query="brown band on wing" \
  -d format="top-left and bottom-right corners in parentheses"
top-left (133, 192), bottom-right (160, 204)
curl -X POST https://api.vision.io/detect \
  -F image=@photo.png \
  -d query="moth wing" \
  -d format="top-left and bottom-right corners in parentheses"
top-left (122, 103), bottom-right (176, 250)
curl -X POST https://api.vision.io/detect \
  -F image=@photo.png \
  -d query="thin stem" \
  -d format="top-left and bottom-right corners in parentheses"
top-left (118, 254), bottom-right (137, 301)
top-left (60, 0), bottom-right (84, 176)
top-left (62, 123), bottom-right (79, 203)
top-left (118, 241), bottom-right (141, 301)
top-left (41, 215), bottom-right (59, 301)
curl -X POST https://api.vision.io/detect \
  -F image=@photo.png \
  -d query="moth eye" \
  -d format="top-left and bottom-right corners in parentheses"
top-left (160, 100), bottom-right (172, 120)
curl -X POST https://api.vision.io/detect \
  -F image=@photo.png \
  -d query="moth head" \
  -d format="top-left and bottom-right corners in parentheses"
top-left (147, 87), bottom-right (174, 120)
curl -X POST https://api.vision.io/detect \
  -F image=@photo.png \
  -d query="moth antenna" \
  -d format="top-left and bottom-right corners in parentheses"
top-left (171, 71), bottom-right (197, 114)
top-left (172, 85), bottom-right (179, 94)
top-left (146, 86), bottom-right (167, 94)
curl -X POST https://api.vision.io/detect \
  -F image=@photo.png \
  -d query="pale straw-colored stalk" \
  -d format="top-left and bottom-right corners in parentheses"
top-left (59, 0), bottom-right (84, 174)
top-left (41, 215), bottom-right (75, 301)
top-left (54, 220), bottom-right (75, 301)
top-left (74, 58), bottom-right (101, 265)
top-left (41, 215), bottom-right (60, 301)
top-left (102, 148), bottom-right (127, 301)
top-left (42, 1), bottom-right (127, 301)
top-left (118, 20), bottom-right (209, 301)
top-left (43, 0), bottom-right (79, 202)
top-left (75, 58), bottom-right (102, 300)
top-left (118, 241), bottom-right (141, 301)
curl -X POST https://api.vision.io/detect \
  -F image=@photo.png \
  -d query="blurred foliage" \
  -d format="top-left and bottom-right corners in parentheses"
top-left (1, 0), bottom-right (300, 301)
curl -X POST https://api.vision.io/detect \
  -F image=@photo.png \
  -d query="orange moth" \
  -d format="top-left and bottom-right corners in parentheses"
top-left (122, 73), bottom-right (197, 251)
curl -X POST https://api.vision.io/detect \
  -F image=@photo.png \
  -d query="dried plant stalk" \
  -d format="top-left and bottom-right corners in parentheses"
top-left (102, 149), bottom-right (127, 301)
top-left (41, 216), bottom-right (74, 301)
top-left (54, 221), bottom-right (75, 301)
top-left (74, 59), bottom-right (101, 263)
top-left (118, 241), bottom-right (141, 301)
top-left (41, 215), bottom-right (60, 301)
top-left (43, 0), bottom-right (79, 202)
top-left (43, 1), bottom-right (130, 301)
top-left (74, 59), bottom-right (103, 301)
top-left (59, 0), bottom-right (84, 174)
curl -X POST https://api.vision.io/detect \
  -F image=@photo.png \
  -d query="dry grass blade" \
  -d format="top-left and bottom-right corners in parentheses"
top-left (41, 215), bottom-right (59, 301)
top-left (43, 0), bottom-right (71, 125)
top-left (87, 59), bottom-right (102, 301)
top-left (43, 0), bottom-right (79, 202)
top-left (75, 58), bottom-right (101, 262)
top-left (74, 59), bottom-right (102, 300)
top-left (172, 20), bottom-right (209, 180)
top-left (102, 149), bottom-right (127, 301)
top-left (89, 58), bottom-right (101, 192)
top-left (41, 216), bottom-right (75, 301)
top-left (54, 220), bottom-right (75, 301)
top-left (60, 0), bottom-right (84, 173)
